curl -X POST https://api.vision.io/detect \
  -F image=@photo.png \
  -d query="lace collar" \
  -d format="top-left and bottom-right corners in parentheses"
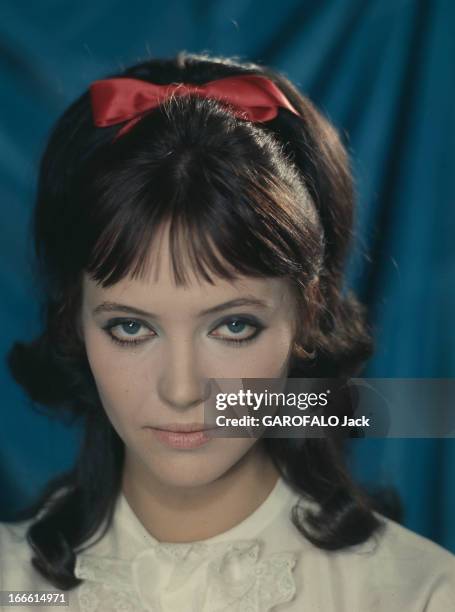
top-left (74, 477), bottom-right (302, 611)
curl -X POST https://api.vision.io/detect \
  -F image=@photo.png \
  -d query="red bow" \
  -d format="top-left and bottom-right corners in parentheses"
top-left (89, 74), bottom-right (301, 138)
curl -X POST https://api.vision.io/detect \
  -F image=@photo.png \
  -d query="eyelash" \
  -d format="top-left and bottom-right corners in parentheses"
top-left (102, 316), bottom-right (265, 349)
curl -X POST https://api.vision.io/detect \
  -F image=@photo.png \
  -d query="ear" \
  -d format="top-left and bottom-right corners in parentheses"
top-left (291, 339), bottom-right (316, 361)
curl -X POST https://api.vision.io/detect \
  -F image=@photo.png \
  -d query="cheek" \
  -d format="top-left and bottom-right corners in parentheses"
top-left (83, 326), bottom-right (152, 433)
top-left (223, 323), bottom-right (294, 378)
top-left (81, 319), bottom-right (294, 413)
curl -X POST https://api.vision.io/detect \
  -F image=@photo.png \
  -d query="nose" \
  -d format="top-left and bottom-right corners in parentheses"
top-left (157, 337), bottom-right (209, 410)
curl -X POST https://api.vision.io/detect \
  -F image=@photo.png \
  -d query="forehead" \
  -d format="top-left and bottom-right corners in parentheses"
top-left (83, 272), bottom-right (292, 309)
top-left (82, 223), bottom-right (295, 312)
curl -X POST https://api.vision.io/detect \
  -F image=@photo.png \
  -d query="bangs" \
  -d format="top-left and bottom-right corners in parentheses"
top-left (84, 147), bottom-right (319, 290)
top-left (76, 94), bottom-right (322, 290)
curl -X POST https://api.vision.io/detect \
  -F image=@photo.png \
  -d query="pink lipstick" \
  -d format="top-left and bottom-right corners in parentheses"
top-left (147, 423), bottom-right (216, 449)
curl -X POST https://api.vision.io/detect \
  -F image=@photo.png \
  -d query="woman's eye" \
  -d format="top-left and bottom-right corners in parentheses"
top-left (103, 319), bottom-right (155, 346)
top-left (102, 316), bottom-right (264, 349)
top-left (209, 317), bottom-right (264, 346)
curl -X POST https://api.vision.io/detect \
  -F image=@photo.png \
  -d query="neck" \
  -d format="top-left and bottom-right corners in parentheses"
top-left (121, 443), bottom-right (281, 543)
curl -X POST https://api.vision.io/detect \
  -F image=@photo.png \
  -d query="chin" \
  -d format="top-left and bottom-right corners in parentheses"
top-left (127, 435), bottom-right (258, 490)
top-left (146, 457), bottom-right (234, 489)
top-left (142, 445), bottom-right (252, 490)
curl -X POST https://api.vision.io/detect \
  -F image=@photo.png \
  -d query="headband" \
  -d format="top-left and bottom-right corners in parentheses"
top-left (89, 74), bottom-right (301, 138)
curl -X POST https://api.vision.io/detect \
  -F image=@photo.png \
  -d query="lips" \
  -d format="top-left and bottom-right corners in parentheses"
top-left (150, 422), bottom-right (216, 433)
top-left (145, 421), bottom-right (218, 451)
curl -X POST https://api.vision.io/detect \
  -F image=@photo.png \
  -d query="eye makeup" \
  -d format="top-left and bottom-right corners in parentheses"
top-left (101, 314), bottom-right (266, 349)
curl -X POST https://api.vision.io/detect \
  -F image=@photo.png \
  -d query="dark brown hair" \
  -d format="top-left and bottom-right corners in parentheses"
top-left (8, 51), bottom-right (383, 589)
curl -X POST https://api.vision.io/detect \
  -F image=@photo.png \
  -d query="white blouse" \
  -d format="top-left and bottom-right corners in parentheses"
top-left (1, 476), bottom-right (455, 611)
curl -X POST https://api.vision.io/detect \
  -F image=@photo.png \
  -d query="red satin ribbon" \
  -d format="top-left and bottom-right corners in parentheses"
top-left (89, 74), bottom-right (301, 138)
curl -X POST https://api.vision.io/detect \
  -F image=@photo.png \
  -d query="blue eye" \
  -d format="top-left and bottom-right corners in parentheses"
top-left (228, 320), bottom-right (246, 333)
top-left (102, 318), bottom-right (155, 346)
top-left (209, 316), bottom-right (264, 346)
top-left (102, 315), bottom-right (265, 349)
top-left (120, 321), bottom-right (142, 335)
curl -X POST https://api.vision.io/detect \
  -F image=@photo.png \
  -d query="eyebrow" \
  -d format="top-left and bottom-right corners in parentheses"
top-left (92, 297), bottom-right (272, 319)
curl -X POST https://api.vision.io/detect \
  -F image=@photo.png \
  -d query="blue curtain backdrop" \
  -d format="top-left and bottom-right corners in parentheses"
top-left (1, 0), bottom-right (454, 551)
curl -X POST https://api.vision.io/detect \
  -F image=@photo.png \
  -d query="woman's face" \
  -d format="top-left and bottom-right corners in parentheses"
top-left (80, 227), bottom-right (298, 491)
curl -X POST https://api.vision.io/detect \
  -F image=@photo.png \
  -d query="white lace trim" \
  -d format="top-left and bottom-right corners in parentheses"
top-left (75, 538), bottom-right (299, 611)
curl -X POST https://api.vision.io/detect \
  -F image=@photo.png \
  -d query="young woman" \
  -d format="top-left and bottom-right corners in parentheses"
top-left (1, 51), bottom-right (454, 611)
